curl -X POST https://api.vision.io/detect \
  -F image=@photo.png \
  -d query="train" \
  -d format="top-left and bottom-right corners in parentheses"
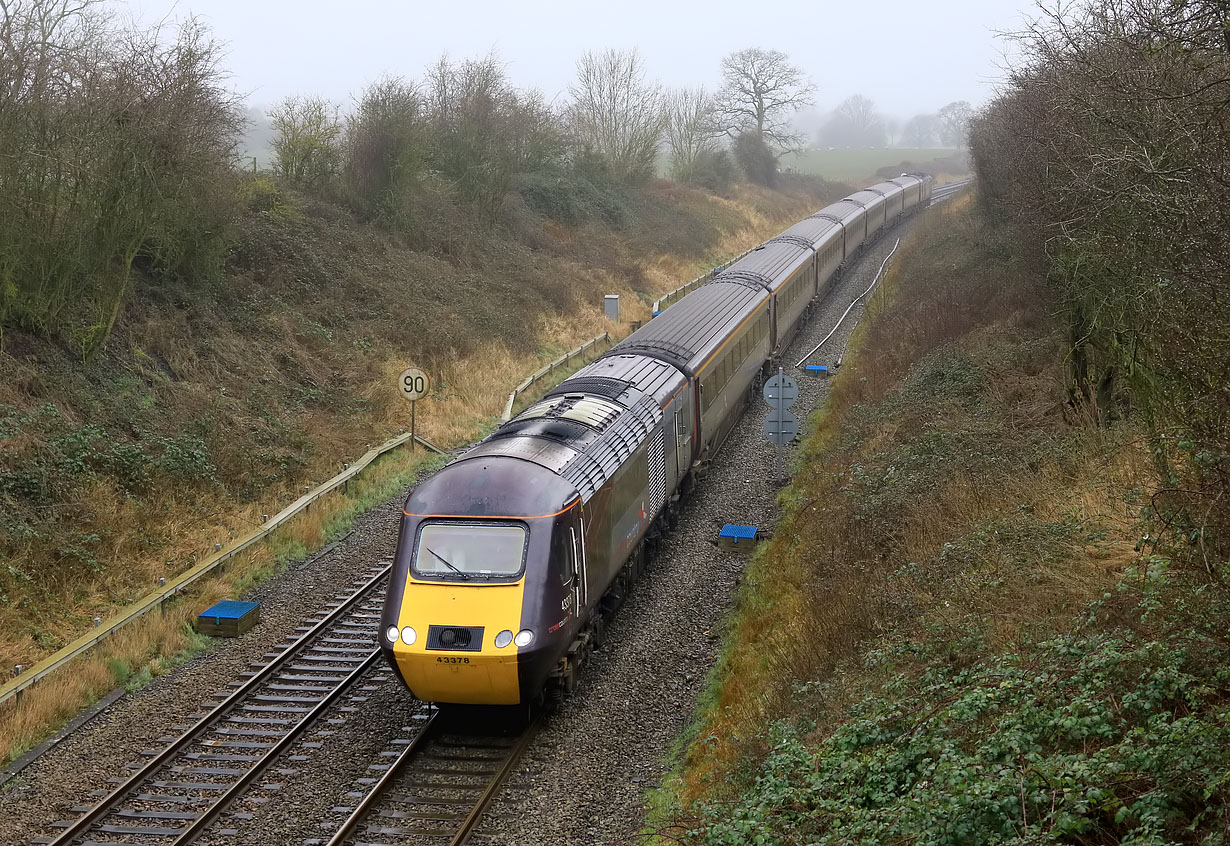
top-left (378, 174), bottom-right (933, 706)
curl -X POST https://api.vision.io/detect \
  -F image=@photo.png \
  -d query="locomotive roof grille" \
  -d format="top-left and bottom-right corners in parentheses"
top-left (489, 416), bottom-right (594, 445)
top-left (710, 269), bottom-right (773, 291)
top-left (511, 394), bottom-right (622, 431)
top-left (766, 234), bottom-right (815, 250)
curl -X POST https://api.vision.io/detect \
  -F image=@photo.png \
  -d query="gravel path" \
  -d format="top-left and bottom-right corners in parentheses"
top-left (1, 218), bottom-right (915, 846)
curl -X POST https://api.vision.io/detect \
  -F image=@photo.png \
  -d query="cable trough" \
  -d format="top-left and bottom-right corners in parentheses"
top-left (35, 564), bottom-right (394, 846)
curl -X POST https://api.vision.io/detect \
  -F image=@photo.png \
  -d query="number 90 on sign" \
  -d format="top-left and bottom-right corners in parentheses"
top-left (398, 368), bottom-right (430, 401)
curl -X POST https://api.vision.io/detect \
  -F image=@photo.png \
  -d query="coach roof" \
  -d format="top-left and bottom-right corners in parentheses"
top-left (606, 281), bottom-right (768, 377)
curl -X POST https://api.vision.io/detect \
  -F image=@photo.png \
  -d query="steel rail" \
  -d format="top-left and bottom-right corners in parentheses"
top-left (450, 715), bottom-right (544, 845)
top-left (47, 564), bottom-right (392, 846)
top-left (323, 711), bottom-right (442, 846)
top-left (169, 650), bottom-right (382, 844)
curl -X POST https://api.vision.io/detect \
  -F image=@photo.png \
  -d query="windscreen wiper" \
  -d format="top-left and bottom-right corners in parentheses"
top-left (425, 547), bottom-right (469, 580)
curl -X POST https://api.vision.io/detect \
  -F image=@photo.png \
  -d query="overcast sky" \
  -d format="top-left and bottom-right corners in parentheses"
top-left (122, 0), bottom-right (1034, 119)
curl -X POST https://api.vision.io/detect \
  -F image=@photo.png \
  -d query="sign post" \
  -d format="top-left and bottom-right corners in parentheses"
top-left (763, 367), bottom-right (799, 482)
top-left (397, 367), bottom-right (431, 451)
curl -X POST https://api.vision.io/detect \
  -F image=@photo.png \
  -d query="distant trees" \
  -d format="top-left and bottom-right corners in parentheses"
top-left (936, 100), bottom-right (973, 147)
top-left (567, 48), bottom-right (666, 184)
top-left (820, 94), bottom-right (886, 147)
top-left (970, 0), bottom-right (1230, 558)
top-left (715, 48), bottom-right (815, 153)
top-left (897, 102), bottom-right (971, 148)
top-left (901, 112), bottom-right (941, 146)
top-left (0, 0), bottom-right (241, 355)
top-left (1, 18), bottom-right (850, 351)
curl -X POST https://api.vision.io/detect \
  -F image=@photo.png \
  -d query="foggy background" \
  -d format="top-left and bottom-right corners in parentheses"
top-left (121, 0), bottom-right (1031, 152)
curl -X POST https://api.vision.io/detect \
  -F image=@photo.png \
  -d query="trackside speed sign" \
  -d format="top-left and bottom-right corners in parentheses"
top-left (398, 368), bottom-right (430, 401)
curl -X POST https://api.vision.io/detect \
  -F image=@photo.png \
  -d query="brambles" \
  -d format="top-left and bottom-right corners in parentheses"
top-left (701, 577), bottom-right (1230, 845)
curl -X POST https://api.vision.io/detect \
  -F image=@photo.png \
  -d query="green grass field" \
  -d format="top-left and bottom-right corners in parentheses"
top-left (782, 147), bottom-right (963, 183)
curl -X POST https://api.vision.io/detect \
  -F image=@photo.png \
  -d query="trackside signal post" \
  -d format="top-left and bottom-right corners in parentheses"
top-left (763, 368), bottom-right (799, 481)
top-left (398, 367), bottom-right (431, 451)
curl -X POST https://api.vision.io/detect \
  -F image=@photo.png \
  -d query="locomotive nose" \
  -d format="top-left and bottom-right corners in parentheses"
top-left (384, 580), bottom-right (530, 705)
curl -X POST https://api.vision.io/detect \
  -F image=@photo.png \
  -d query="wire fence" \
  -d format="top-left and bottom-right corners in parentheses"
top-left (499, 331), bottom-right (613, 422)
top-left (650, 248), bottom-right (757, 314)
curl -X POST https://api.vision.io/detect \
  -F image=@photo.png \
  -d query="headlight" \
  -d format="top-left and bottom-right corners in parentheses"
top-left (513, 629), bottom-right (534, 647)
top-left (400, 626), bottom-right (417, 646)
top-left (384, 625), bottom-right (399, 644)
top-left (494, 630), bottom-right (513, 649)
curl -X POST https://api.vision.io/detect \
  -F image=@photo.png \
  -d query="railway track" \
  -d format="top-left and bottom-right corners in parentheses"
top-left (37, 563), bottom-right (394, 846)
top-left (320, 710), bottom-right (542, 846)
top-left (930, 178), bottom-right (971, 204)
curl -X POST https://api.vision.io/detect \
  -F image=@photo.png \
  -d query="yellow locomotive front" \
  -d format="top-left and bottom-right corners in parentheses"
top-left (380, 455), bottom-right (584, 705)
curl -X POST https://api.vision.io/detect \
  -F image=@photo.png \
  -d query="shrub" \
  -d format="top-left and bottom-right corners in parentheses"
top-left (732, 132), bottom-right (777, 187)
top-left (270, 95), bottom-right (342, 189)
top-left (689, 149), bottom-right (737, 195)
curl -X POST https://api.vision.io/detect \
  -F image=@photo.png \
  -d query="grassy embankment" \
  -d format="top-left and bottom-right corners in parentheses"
top-left (782, 147), bottom-right (968, 184)
top-left (0, 175), bottom-right (838, 762)
top-left (651, 196), bottom-right (1230, 843)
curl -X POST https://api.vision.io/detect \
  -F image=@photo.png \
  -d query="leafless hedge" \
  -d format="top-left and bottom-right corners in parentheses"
top-left (0, 0), bottom-right (241, 355)
top-left (970, 0), bottom-right (1230, 561)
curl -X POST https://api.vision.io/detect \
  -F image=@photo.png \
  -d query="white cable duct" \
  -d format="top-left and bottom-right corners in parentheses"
top-left (795, 237), bottom-right (900, 368)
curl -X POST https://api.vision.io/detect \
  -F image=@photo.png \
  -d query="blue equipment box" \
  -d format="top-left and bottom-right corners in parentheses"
top-left (719, 524), bottom-right (759, 552)
top-left (195, 600), bottom-right (261, 637)
top-left (805, 364), bottom-right (828, 375)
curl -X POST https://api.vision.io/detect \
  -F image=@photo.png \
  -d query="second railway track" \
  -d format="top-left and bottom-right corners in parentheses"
top-left (37, 563), bottom-right (394, 846)
top-left (320, 710), bottom-right (542, 846)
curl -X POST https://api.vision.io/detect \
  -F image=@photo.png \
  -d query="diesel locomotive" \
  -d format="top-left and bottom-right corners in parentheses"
top-left (379, 175), bottom-right (933, 705)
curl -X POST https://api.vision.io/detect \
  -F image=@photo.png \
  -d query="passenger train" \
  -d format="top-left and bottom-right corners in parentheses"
top-left (379, 174), bottom-right (933, 705)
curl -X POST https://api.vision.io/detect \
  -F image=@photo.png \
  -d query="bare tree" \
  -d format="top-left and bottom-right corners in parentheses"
top-left (714, 47), bottom-right (815, 154)
top-left (902, 112), bottom-right (941, 146)
top-left (821, 94), bottom-right (886, 147)
top-left (270, 95), bottom-right (341, 187)
top-left (884, 115), bottom-right (902, 146)
top-left (664, 85), bottom-right (719, 183)
top-left (567, 48), bottom-right (665, 184)
top-left (937, 100), bottom-right (973, 147)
